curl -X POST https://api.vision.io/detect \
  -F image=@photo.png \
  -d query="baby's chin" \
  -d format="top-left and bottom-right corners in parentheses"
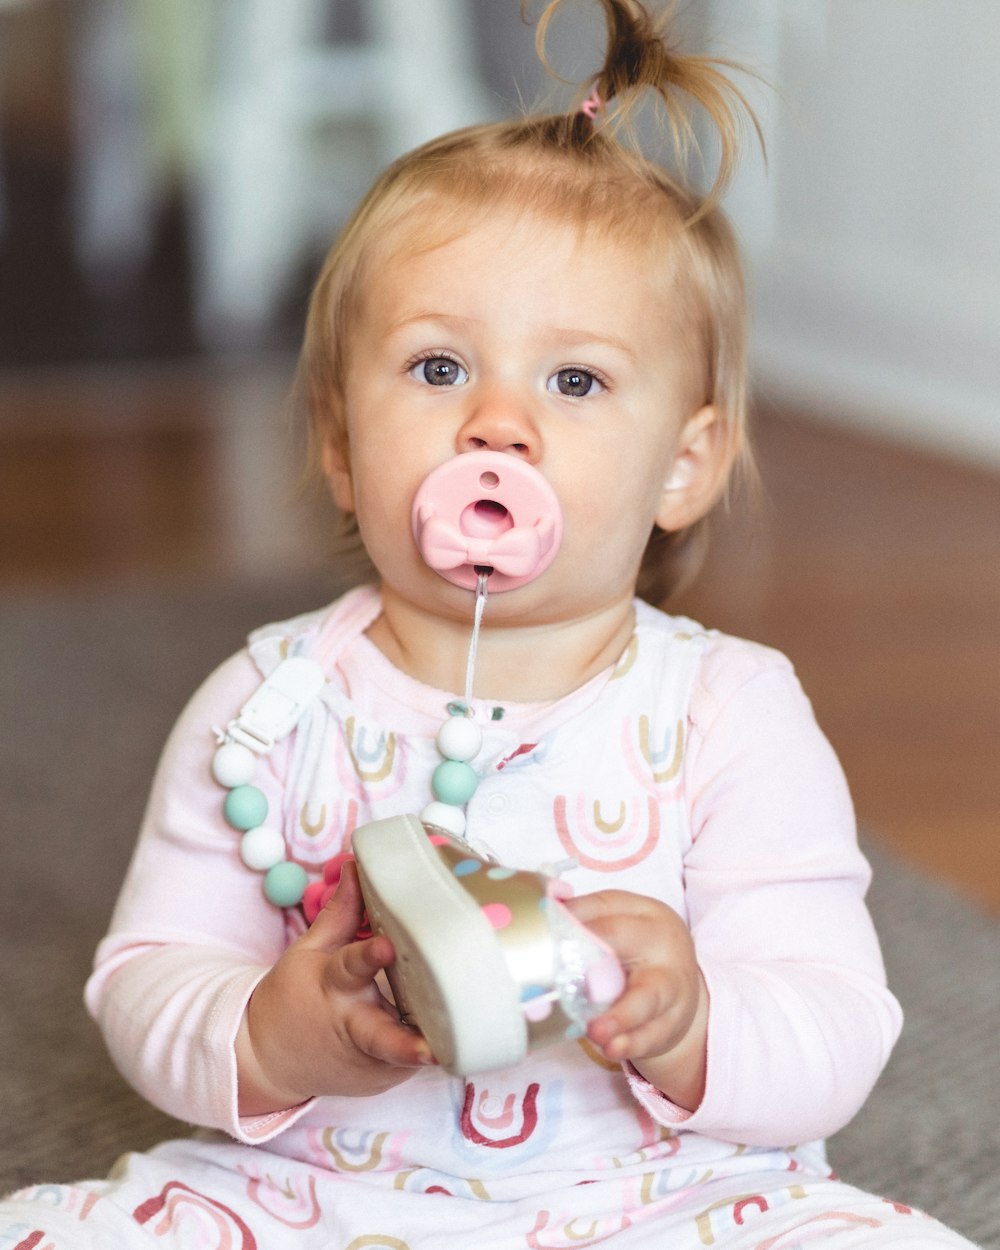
top-left (378, 564), bottom-right (565, 627)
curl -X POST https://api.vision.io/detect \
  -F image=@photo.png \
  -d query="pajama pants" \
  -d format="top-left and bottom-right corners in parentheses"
top-left (0, 1134), bottom-right (979, 1250)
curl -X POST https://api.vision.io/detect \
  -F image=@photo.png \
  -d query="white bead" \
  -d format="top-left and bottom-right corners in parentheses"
top-left (212, 741), bottom-right (256, 788)
top-left (239, 825), bottom-right (286, 871)
top-left (436, 716), bottom-right (483, 763)
top-left (421, 801), bottom-right (467, 837)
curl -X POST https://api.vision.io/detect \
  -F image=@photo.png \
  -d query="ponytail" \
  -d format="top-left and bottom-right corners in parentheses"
top-left (532, 0), bottom-right (763, 206)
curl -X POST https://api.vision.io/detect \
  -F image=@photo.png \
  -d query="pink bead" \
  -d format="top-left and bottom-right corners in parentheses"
top-left (303, 879), bottom-right (344, 924)
top-left (302, 880), bottom-right (326, 924)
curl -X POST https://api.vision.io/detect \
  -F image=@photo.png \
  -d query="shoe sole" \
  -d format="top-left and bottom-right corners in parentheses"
top-left (352, 814), bottom-right (528, 1075)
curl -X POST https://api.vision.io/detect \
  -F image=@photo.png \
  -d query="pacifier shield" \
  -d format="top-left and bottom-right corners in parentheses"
top-left (412, 452), bottom-right (563, 591)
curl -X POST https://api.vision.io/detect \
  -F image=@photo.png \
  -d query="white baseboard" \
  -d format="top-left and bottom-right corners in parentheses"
top-left (751, 335), bottom-right (1000, 471)
top-left (746, 243), bottom-right (1000, 470)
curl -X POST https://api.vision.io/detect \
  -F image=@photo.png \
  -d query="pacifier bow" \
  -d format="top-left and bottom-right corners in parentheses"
top-left (411, 451), bottom-right (563, 591)
top-left (417, 515), bottom-right (556, 578)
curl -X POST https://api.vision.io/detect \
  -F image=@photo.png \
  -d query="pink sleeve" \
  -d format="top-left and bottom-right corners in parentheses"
top-left (627, 638), bottom-right (903, 1146)
top-left (84, 651), bottom-right (315, 1144)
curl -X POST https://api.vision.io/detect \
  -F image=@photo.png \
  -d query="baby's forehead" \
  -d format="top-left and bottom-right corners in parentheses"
top-left (353, 218), bottom-right (690, 365)
top-left (369, 195), bottom-right (685, 286)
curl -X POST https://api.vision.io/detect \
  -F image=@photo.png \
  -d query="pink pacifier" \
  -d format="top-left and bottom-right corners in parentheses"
top-left (412, 451), bottom-right (563, 592)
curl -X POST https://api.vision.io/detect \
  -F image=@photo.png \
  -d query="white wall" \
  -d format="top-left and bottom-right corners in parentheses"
top-left (706, 0), bottom-right (1000, 467)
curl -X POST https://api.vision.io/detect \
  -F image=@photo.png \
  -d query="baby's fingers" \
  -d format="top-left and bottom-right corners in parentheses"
top-left (588, 969), bottom-right (692, 1061)
top-left (590, 1014), bottom-right (672, 1064)
top-left (324, 933), bottom-right (397, 993)
top-left (347, 999), bottom-right (436, 1069)
top-left (301, 860), bottom-right (369, 953)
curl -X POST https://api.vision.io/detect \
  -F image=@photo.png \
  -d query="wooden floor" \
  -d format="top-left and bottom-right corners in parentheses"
top-left (680, 404), bottom-right (1000, 914)
top-left (2, 360), bottom-right (998, 912)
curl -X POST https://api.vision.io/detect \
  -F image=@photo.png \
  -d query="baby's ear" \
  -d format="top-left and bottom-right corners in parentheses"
top-left (321, 434), bottom-right (355, 513)
top-left (655, 405), bottom-right (733, 532)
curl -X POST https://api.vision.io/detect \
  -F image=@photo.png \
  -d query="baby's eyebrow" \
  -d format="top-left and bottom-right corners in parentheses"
top-left (386, 311), bottom-right (483, 338)
top-left (547, 327), bottom-right (638, 362)
top-left (386, 314), bottom-right (636, 360)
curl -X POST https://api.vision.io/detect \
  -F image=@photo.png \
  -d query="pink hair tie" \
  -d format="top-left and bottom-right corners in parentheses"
top-left (580, 87), bottom-right (604, 120)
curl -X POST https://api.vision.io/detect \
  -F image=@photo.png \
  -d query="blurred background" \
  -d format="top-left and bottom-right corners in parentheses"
top-left (1, 0), bottom-right (997, 907)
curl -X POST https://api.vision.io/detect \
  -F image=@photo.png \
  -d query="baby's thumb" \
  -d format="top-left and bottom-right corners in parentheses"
top-left (302, 859), bottom-right (367, 952)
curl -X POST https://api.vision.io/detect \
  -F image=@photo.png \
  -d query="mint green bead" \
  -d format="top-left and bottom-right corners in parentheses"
top-left (224, 784), bottom-right (268, 831)
top-left (432, 759), bottom-right (478, 805)
top-left (264, 861), bottom-right (309, 907)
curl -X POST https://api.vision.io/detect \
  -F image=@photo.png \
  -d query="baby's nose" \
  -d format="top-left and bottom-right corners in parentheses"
top-left (457, 395), bottom-right (539, 461)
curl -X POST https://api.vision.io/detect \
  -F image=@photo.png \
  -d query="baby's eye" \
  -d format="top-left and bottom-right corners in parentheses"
top-left (548, 367), bottom-right (605, 398)
top-left (409, 355), bottom-right (468, 387)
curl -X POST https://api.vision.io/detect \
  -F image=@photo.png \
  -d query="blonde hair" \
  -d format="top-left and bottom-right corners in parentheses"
top-left (298, 0), bottom-right (760, 604)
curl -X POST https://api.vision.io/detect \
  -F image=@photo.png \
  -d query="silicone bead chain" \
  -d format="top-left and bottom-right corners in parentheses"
top-left (215, 577), bottom-right (491, 913)
top-left (212, 654), bottom-right (326, 908)
top-left (213, 738), bottom-right (311, 907)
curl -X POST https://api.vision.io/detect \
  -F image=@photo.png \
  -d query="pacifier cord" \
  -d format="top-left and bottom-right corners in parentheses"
top-left (463, 570), bottom-right (490, 713)
top-left (429, 569), bottom-right (580, 883)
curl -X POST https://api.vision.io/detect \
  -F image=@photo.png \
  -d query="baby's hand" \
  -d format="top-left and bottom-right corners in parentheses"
top-left (236, 861), bottom-right (434, 1115)
top-left (564, 889), bottom-right (708, 1112)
